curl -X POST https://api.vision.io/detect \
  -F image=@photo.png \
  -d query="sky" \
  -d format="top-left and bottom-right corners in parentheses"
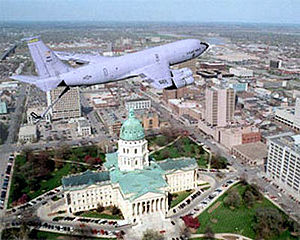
top-left (0, 0), bottom-right (299, 24)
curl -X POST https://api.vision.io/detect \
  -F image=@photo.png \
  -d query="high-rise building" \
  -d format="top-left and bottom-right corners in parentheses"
top-left (270, 60), bottom-right (282, 69)
top-left (205, 86), bottom-right (235, 127)
top-left (267, 133), bottom-right (300, 200)
top-left (275, 97), bottom-right (300, 131)
top-left (47, 87), bottom-right (81, 121)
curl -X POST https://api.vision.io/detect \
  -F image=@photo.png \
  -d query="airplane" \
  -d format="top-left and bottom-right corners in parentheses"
top-left (10, 36), bottom-right (209, 121)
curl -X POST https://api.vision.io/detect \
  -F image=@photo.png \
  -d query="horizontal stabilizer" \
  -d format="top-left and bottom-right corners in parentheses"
top-left (10, 74), bottom-right (63, 92)
top-left (10, 75), bottom-right (41, 84)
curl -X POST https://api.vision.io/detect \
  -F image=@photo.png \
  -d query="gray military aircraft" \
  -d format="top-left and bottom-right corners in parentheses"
top-left (10, 36), bottom-right (208, 120)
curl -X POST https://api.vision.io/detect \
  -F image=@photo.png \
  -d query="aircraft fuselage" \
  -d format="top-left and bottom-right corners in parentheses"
top-left (62, 39), bottom-right (207, 87)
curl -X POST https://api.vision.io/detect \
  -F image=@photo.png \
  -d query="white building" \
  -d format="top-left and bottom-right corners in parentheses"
top-left (125, 98), bottom-right (151, 111)
top-left (275, 99), bottom-right (300, 131)
top-left (267, 133), bottom-right (300, 200)
top-left (62, 109), bottom-right (198, 223)
top-left (18, 125), bottom-right (37, 143)
top-left (229, 67), bottom-right (253, 77)
top-left (77, 120), bottom-right (92, 137)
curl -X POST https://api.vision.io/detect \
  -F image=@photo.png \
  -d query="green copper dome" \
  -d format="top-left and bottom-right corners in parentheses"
top-left (120, 109), bottom-right (145, 141)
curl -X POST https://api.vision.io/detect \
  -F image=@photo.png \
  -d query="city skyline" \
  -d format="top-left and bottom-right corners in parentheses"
top-left (0, 0), bottom-right (299, 24)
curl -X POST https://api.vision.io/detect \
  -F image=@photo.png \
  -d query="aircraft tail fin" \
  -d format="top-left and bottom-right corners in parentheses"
top-left (23, 36), bottom-right (70, 77)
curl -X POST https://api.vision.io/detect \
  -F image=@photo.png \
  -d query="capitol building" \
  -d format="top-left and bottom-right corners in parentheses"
top-left (62, 109), bottom-right (198, 223)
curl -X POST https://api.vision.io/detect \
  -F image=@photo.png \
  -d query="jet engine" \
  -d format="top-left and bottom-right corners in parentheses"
top-left (170, 67), bottom-right (194, 89)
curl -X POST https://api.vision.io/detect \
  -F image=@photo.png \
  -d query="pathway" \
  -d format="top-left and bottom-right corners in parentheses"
top-left (191, 233), bottom-right (253, 240)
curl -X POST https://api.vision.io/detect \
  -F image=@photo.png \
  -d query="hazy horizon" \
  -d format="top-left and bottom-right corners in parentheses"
top-left (0, 0), bottom-right (299, 25)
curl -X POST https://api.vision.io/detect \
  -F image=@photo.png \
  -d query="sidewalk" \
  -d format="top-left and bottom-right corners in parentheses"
top-left (191, 233), bottom-right (253, 240)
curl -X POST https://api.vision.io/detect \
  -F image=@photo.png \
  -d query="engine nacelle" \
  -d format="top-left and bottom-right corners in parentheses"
top-left (170, 67), bottom-right (194, 89)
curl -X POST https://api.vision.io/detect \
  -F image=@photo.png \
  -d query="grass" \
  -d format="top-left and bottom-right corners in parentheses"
top-left (196, 183), bottom-right (298, 239)
top-left (197, 155), bottom-right (208, 168)
top-left (2, 229), bottom-right (115, 240)
top-left (8, 162), bottom-right (72, 208)
top-left (32, 163), bottom-right (72, 199)
top-left (147, 135), bottom-right (177, 149)
top-left (80, 211), bottom-right (123, 220)
top-left (170, 190), bottom-right (194, 208)
top-left (197, 182), bottom-right (209, 186)
top-left (151, 137), bottom-right (208, 167)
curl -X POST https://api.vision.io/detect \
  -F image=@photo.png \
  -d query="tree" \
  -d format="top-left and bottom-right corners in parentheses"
top-left (112, 206), bottom-right (121, 215)
top-left (254, 207), bottom-right (283, 239)
top-left (55, 144), bottom-right (71, 159)
top-left (245, 184), bottom-right (262, 201)
top-left (243, 190), bottom-right (255, 207)
top-left (211, 155), bottom-right (228, 169)
top-left (161, 149), bottom-right (170, 159)
top-left (224, 188), bottom-right (241, 208)
top-left (142, 229), bottom-right (164, 240)
top-left (155, 135), bottom-right (167, 147)
top-left (96, 203), bottom-right (104, 213)
top-left (204, 225), bottom-right (214, 240)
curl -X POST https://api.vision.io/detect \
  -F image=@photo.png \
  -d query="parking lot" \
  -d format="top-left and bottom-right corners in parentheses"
top-left (0, 153), bottom-right (14, 210)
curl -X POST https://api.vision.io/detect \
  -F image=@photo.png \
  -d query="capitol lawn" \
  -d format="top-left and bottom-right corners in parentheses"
top-left (170, 190), bottom-right (194, 208)
top-left (2, 228), bottom-right (115, 240)
top-left (196, 183), bottom-right (298, 240)
top-left (150, 136), bottom-right (208, 168)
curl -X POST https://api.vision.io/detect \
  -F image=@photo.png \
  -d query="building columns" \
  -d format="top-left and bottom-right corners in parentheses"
top-left (133, 197), bottom-right (168, 216)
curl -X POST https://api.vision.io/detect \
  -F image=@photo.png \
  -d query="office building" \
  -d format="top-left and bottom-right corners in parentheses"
top-left (229, 67), bottom-right (253, 77)
top-left (267, 133), bottom-right (300, 200)
top-left (78, 120), bottom-right (92, 137)
top-left (125, 98), bottom-right (151, 110)
top-left (47, 87), bottom-right (81, 121)
top-left (270, 60), bottom-right (282, 69)
top-left (18, 125), bottom-right (37, 143)
top-left (275, 98), bottom-right (300, 131)
top-left (205, 86), bottom-right (235, 127)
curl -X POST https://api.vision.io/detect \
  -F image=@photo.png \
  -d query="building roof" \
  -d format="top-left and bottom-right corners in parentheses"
top-left (109, 162), bottom-right (167, 200)
top-left (126, 98), bottom-right (150, 103)
top-left (62, 170), bottom-right (110, 188)
top-left (232, 142), bottom-right (267, 161)
top-left (0, 101), bottom-right (7, 114)
top-left (19, 125), bottom-right (37, 136)
top-left (157, 158), bottom-right (198, 173)
top-left (119, 109), bottom-right (145, 141)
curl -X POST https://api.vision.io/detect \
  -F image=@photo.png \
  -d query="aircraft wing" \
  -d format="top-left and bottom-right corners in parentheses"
top-left (133, 61), bottom-right (173, 89)
top-left (55, 51), bottom-right (109, 64)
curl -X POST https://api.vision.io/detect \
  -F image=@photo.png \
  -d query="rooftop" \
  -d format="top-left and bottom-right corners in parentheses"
top-left (157, 158), bottom-right (198, 173)
top-left (109, 162), bottom-right (167, 200)
top-left (62, 170), bottom-right (110, 188)
top-left (0, 101), bottom-right (7, 114)
top-left (232, 142), bottom-right (268, 161)
top-left (119, 109), bottom-right (145, 141)
top-left (19, 125), bottom-right (37, 136)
